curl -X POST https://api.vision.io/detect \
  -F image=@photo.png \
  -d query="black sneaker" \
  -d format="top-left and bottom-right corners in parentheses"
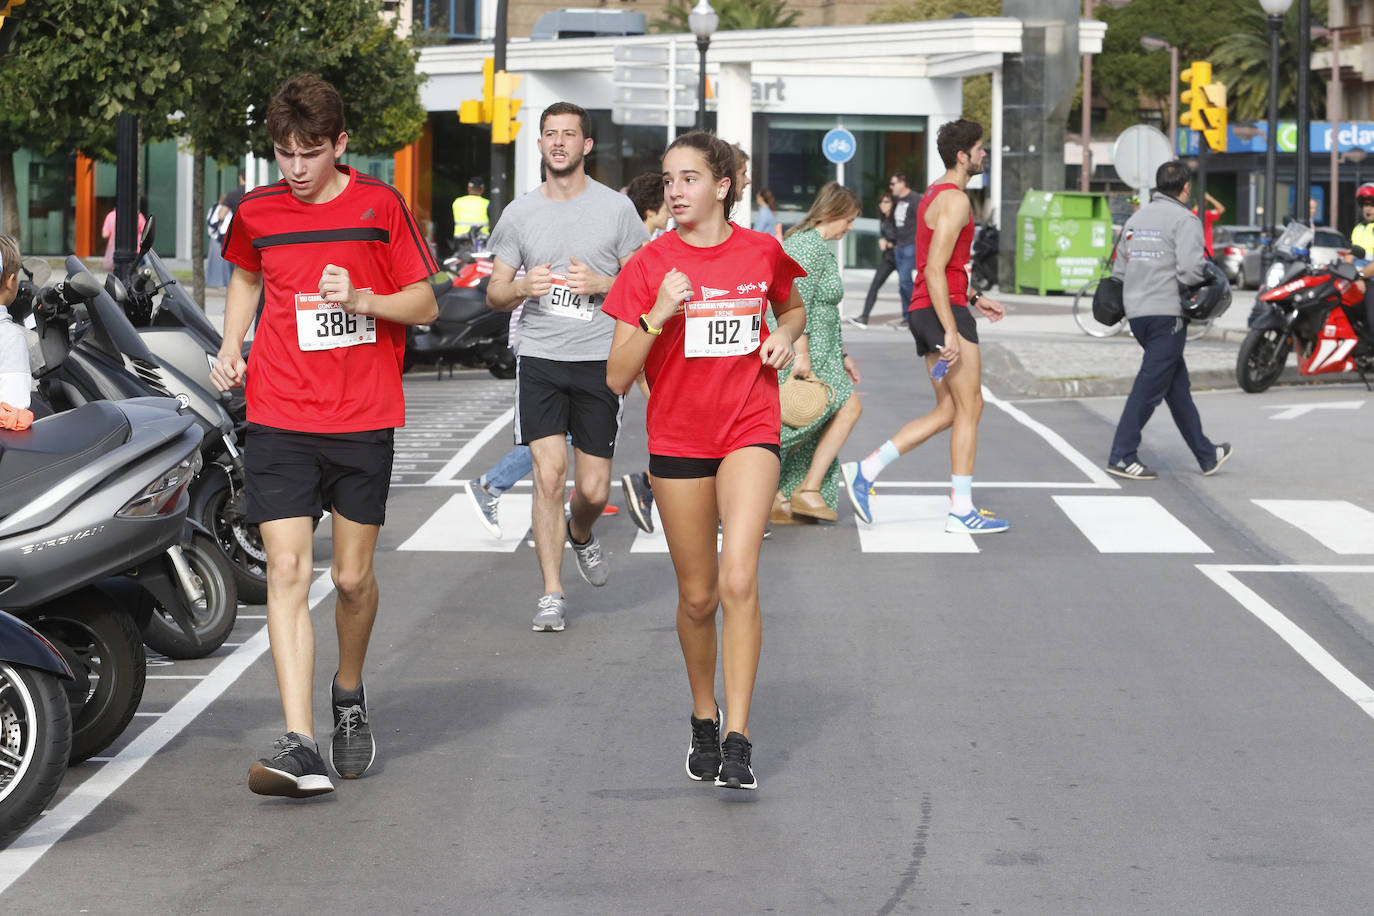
top-left (622, 472), bottom-right (655, 534)
top-left (685, 709), bottom-right (722, 781)
top-left (1202, 442), bottom-right (1233, 476)
top-left (249, 732), bottom-right (334, 798)
top-left (715, 731), bottom-right (757, 790)
top-left (330, 680), bottom-right (376, 779)
top-left (1105, 459), bottom-right (1157, 480)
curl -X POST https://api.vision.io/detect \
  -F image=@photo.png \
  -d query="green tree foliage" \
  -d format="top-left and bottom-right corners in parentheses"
top-left (1095, 0), bottom-right (1326, 134)
top-left (867, 0), bottom-right (1000, 126)
top-left (1211, 1), bottom-right (1328, 123)
top-left (651, 0), bottom-right (800, 33)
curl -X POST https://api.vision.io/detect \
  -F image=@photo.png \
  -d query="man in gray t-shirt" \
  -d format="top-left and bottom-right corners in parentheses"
top-left (486, 101), bottom-right (647, 634)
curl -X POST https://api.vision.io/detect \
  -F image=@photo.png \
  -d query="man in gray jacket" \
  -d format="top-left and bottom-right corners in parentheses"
top-left (1106, 159), bottom-right (1232, 480)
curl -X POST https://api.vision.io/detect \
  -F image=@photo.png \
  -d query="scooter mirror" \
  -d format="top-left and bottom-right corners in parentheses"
top-left (104, 273), bottom-right (128, 304)
top-left (138, 216), bottom-right (156, 259)
top-left (1353, 245), bottom-right (1367, 260)
top-left (67, 271), bottom-right (103, 302)
top-left (21, 256), bottom-right (51, 286)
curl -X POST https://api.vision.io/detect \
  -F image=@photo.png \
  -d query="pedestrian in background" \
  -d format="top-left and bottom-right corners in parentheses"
top-left (752, 189), bottom-right (777, 237)
top-left (772, 182), bottom-right (863, 523)
top-left (889, 172), bottom-right (919, 324)
top-left (0, 233), bottom-right (32, 410)
top-left (101, 203), bottom-right (147, 273)
top-left (856, 191), bottom-right (897, 326)
top-left (1105, 159), bottom-right (1232, 481)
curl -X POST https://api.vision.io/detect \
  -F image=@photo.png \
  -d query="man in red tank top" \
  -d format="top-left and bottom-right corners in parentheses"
top-left (841, 119), bottom-right (1010, 534)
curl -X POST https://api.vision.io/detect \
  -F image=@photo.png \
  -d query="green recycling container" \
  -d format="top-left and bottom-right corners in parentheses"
top-left (1014, 189), bottom-right (1113, 295)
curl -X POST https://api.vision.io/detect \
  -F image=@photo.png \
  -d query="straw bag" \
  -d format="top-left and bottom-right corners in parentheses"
top-left (779, 375), bottom-right (834, 428)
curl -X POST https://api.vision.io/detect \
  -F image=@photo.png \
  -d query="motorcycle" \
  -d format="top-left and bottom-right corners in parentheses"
top-left (969, 221), bottom-right (999, 292)
top-left (0, 611), bottom-right (73, 846)
top-left (405, 228), bottom-right (515, 379)
top-left (24, 260), bottom-right (239, 659)
top-left (1236, 222), bottom-right (1374, 393)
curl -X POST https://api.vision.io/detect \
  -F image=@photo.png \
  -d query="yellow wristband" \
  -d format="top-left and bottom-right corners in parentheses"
top-left (638, 314), bottom-right (663, 336)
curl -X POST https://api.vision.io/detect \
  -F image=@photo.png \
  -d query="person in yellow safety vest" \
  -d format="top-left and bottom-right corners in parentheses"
top-left (452, 177), bottom-right (490, 245)
top-left (1350, 183), bottom-right (1374, 338)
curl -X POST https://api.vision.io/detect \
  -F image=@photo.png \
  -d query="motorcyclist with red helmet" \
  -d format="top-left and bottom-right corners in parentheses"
top-left (1349, 183), bottom-right (1374, 337)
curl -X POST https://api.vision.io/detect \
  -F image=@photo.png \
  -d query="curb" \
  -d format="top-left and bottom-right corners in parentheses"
top-left (979, 341), bottom-right (1334, 399)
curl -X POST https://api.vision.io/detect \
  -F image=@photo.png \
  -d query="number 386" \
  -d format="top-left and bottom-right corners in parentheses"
top-left (316, 311), bottom-right (359, 337)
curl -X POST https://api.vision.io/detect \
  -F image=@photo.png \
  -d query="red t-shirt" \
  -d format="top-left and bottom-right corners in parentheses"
top-left (222, 167), bottom-right (437, 433)
top-left (602, 225), bottom-right (805, 458)
top-left (909, 182), bottom-right (974, 311)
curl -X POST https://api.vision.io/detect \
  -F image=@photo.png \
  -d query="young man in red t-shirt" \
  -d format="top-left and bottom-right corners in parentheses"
top-left (211, 75), bottom-right (438, 799)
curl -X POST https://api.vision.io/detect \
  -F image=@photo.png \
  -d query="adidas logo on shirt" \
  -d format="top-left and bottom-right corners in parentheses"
top-left (360, 208), bottom-right (376, 220)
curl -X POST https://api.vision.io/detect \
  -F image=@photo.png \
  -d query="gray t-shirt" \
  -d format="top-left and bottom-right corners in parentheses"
top-left (488, 178), bottom-right (648, 362)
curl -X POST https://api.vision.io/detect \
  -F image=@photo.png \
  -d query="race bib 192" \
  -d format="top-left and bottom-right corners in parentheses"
top-left (540, 273), bottom-right (596, 322)
top-left (683, 297), bottom-right (763, 358)
top-left (295, 291), bottom-right (377, 351)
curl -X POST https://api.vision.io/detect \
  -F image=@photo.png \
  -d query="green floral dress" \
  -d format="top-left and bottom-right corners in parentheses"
top-left (770, 227), bottom-right (852, 510)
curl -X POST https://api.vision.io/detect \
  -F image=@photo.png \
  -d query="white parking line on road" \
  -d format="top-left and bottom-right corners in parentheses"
top-left (1054, 495), bottom-right (1212, 553)
top-left (983, 387), bottom-right (1121, 489)
top-left (1253, 500), bottom-right (1374, 554)
top-left (145, 676), bottom-right (208, 680)
top-left (0, 571), bottom-right (337, 892)
top-left (1199, 565), bottom-right (1374, 720)
top-left (424, 408), bottom-right (514, 486)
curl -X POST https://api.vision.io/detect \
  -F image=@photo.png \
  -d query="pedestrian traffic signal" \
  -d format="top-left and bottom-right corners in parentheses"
top-left (459, 58), bottom-right (496, 125)
top-left (1200, 81), bottom-right (1227, 153)
top-left (492, 71), bottom-right (523, 144)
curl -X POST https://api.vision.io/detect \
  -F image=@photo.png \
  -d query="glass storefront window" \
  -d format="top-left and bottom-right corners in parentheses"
top-left (11, 150), bottom-right (75, 255)
top-left (413, 0), bottom-right (479, 41)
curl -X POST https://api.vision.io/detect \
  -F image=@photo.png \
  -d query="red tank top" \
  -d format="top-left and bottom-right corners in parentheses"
top-left (909, 182), bottom-right (974, 312)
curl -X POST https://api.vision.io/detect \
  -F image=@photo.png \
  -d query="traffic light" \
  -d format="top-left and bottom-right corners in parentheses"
top-left (0, 0), bottom-right (28, 14)
top-left (492, 71), bottom-right (523, 144)
top-left (1200, 81), bottom-right (1227, 153)
top-left (1180, 61), bottom-right (1227, 154)
top-left (459, 58), bottom-right (496, 125)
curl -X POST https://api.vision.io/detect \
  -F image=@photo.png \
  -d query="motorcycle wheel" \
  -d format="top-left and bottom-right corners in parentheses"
top-left (140, 533), bottom-right (239, 660)
top-left (488, 348), bottom-right (517, 380)
top-left (1072, 279), bottom-right (1127, 338)
top-left (970, 264), bottom-right (994, 292)
top-left (1236, 328), bottom-right (1290, 393)
top-left (192, 471), bottom-right (268, 606)
top-left (0, 661), bottom-right (72, 846)
top-left (33, 592), bottom-right (145, 764)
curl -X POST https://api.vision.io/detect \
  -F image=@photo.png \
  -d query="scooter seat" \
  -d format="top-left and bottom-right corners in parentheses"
top-left (437, 288), bottom-right (492, 324)
top-left (0, 401), bottom-right (130, 521)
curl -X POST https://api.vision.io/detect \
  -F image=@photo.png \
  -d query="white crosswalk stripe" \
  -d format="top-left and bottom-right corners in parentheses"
top-left (397, 493), bottom-right (533, 552)
top-left (854, 496), bottom-right (979, 552)
top-left (1253, 499), bottom-right (1374, 554)
top-left (1053, 495), bottom-right (1212, 553)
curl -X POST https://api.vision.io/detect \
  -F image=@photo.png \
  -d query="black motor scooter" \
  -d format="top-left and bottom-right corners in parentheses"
top-left (406, 231), bottom-right (515, 378)
top-left (969, 222), bottom-right (999, 292)
top-left (0, 611), bottom-right (74, 846)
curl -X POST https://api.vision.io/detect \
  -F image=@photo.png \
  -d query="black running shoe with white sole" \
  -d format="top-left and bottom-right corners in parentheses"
top-left (248, 732), bottom-right (334, 798)
top-left (1105, 459), bottom-right (1157, 480)
top-left (330, 680), bottom-right (376, 779)
top-left (1202, 442), bottom-right (1233, 476)
top-left (716, 731), bottom-right (757, 790)
top-left (686, 709), bottom-right (722, 781)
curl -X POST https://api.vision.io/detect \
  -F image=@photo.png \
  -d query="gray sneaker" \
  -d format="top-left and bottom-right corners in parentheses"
top-left (533, 593), bottom-right (566, 632)
top-left (464, 478), bottom-right (501, 537)
top-left (567, 516), bottom-right (609, 587)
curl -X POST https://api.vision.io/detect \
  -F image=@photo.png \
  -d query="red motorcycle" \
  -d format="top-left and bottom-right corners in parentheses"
top-left (1236, 224), bottom-right (1374, 393)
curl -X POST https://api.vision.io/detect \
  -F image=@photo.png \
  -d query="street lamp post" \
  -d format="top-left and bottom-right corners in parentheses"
top-left (1140, 34), bottom-right (1180, 153)
top-left (1260, 0), bottom-right (1294, 273)
top-left (688, 0), bottom-right (718, 132)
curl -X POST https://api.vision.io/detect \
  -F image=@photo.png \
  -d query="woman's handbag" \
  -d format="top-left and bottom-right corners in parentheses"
top-left (779, 375), bottom-right (835, 428)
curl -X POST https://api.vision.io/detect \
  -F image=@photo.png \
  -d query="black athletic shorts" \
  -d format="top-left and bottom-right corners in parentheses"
top-left (649, 444), bottom-right (781, 479)
top-left (244, 424), bottom-right (394, 526)
top-left (908, 303), bottom-right (979, 356)
top-left (514, 356), bottom-right (623, 459)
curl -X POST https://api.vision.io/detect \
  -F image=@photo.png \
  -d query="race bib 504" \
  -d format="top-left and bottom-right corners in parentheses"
top-left (539, 273), bottom-right (597, 322)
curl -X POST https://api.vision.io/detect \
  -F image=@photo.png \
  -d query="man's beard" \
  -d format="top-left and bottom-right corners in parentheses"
top-left (967, 156), bottom-right (987, 176)
top-left (543, 148), bottom-right (583, 178)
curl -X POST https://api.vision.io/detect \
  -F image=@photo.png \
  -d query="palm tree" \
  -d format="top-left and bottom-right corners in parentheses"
top-left (651, 0), bottom-right (800, 33)
top-left (1212, 2), bottom-right (1327, 122)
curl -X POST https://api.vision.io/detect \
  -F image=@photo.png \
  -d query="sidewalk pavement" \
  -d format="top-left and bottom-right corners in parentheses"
top-left (836, 268), bottom-right (1321, 399)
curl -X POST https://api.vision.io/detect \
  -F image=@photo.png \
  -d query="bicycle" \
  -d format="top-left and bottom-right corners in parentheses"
top-left (1072, 264), bottom-right (1214, 341)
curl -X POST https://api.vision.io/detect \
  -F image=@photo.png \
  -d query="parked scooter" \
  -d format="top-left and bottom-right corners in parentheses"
top-left (969, 221), bottom-right (999, 292)
top-left (0, 611), bottom-right (73, 845)
top-left (25, 260), bottom-right (238, 659)
top-left (2, 270), bottom-right (204, 763)
top-left (406, 228), bottom-right (514, 378)
top-left (1236, 222), bottom-right (1374, 393)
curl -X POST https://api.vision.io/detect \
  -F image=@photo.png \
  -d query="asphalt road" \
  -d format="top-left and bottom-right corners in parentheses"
top-left (4, 334), bottom-right (1373, 915)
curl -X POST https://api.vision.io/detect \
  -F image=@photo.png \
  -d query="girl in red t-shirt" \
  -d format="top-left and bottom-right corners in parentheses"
top-left (604, 131), bottom-right (806, 790)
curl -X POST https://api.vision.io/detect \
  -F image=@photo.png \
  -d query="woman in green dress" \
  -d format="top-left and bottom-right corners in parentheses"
top-left (771, 182), bottom-right (863, 522)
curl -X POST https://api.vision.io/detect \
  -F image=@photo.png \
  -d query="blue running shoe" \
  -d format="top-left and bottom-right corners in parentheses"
top-left (840, 461), bottom-right (873, 524)
top-left (946, 507), bottom-right (1010, 534)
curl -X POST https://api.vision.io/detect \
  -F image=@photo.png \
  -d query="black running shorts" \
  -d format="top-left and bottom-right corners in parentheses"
top-left (908, 303), bottom-right (979, 357)
top-left (649, 444), bottom-right (781, 479)
top-left (514, 356), bottom-right (623, 459)
top-left (244, 424), bottom-right (394, 526)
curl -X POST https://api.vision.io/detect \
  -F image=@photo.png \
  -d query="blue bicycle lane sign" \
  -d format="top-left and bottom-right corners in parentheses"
top-left (822, 127), bottom-right (856, 165)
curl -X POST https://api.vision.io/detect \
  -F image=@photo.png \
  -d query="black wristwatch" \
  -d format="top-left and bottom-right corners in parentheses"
top-left (967, 290), bottom-right (982, 307)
